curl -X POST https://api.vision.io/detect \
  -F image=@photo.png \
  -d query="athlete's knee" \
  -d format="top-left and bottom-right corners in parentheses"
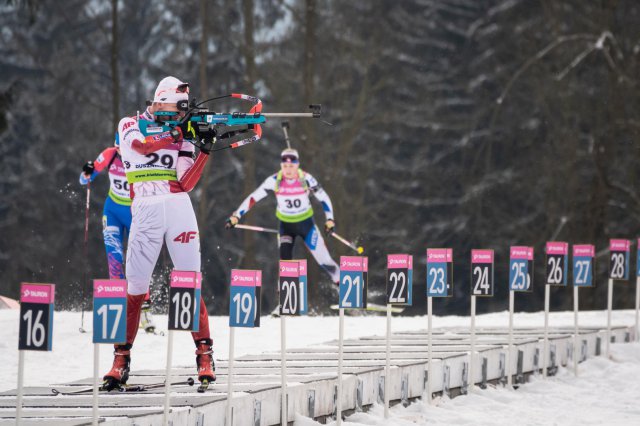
top-left (127, 279), bottom-right (149, 296)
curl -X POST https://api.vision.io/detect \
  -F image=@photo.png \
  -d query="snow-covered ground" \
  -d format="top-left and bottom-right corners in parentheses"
top-left (1, 309), bottom-right (638, 425)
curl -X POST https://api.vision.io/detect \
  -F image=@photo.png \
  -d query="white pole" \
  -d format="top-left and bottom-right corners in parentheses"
top-left (573, 285), bottom-right (579, 376)
top-left (280, 315), bottom-right (287, 426)
top-left (606, 278), bottom-right (613, 358)
top-left (507, 290), bottom-right (514, 387)
top-left (635, 276), bottom-right (639, 342)
top-left (384, 304), bottom-right (391, 418)
top-left (163, 330), bottom-right (174, 426)
top-left (226, 327), bottom-right (236, 426)
top-left (543, 284), bottom-right (550, 378)
top-left (92, 344), bottom-right (99, 426)
top-left (469, 295), bottom-right (476, 392)
top-left (16, 350), bottom-right (24, 424)
top-left (336, 308), bottom-right (344, 426)
top-left (426, 296), bottom-right (433, 403)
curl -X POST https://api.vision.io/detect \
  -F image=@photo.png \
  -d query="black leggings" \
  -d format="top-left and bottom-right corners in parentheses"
top-left (279, 218), bottom-right (314, 260)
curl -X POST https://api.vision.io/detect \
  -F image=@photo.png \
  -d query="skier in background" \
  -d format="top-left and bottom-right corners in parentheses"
top-left (102, 76), bottom-right (216, 391)
top-left (80, 135), bottom-right (156, 333)
top-left (226, 148), bottom-right (340, 284)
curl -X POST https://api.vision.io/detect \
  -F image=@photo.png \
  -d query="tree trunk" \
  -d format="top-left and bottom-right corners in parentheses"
top-left (110, 0), bottom-right (120, 131)
top-left (241, 0), bottom-right (256, 269)
top-left (302, 0), bottom-right (317, 164)
top-left (197, 0), bottom-right (212, 235)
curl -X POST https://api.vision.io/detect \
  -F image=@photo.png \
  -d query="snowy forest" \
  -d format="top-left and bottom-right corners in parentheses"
top-left (1, 0), bottom-right (640, 316)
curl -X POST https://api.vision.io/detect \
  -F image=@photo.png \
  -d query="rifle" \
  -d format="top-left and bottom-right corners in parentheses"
top-left (163, 94), bottom-right (322, 153)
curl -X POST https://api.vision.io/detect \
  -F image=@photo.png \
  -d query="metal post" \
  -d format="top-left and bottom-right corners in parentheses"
top-left (469, 295), bottom-right (476, 392)
top-left (92, 344), bottom-right (99, 426)
top-left (226, 327), bottom-right (236, 426)
top-left (336, 308), bottom-right (344, 425)
top-left (163, 330), bottom-right (174, 426)
top-left (384, 304), bottom-right (391, 418)
top-left (280, 315), bottom-right (287, 426)
top-left (607, 278), bottom-right (613, 358)
top-left (427, 296), bottom-right (433, 403)
top-left (543, 284), bottom-right (549, 378)
top-left (16, 350), bottom-right (24, 424)
top-left (574, 285), bottom-right (579, 376)
top-left (507, 290), bottom-right (514, 387)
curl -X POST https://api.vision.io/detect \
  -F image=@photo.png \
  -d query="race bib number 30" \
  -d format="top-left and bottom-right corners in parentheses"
top-left (573, 245), bottom-right (595, 287)
top-left (609, 239), bottom-right (630, 281)
top-left (471, 250), bottom-right (494, 297)
top-left (19, 283), bottom-right (55, 351)
top-left (509, 246), bottom-right (533, 292)
top-left (93, 279), bottom-right (127, 344)
top-left (545, 242), bottom-right (568, 286)
top-left (339, 256), bottom-right (368, 309)
top-left (426, 249), bottom-right (453, 297)
top-left (168, 271), bottom-right (201, 331)
top-left (387, 254), bottom-right (413, 305)
top-left (229, 269), bottom-right (261, 327)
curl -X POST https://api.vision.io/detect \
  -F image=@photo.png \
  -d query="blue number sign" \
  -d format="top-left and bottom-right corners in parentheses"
top-left (339, 256), bottom-right (368, 309)
top-left (93, 279), bottom-right (127, 344)
top-left (573, 245), bottom-right (595, 287)
top-left (426, 249), bottom-right (453, 297)
top-left (229, 269), bottom-right (262, 327)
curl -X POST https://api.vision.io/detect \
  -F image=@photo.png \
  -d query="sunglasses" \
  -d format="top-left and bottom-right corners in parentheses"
top-left (281, 155), bottom-right (299, 164)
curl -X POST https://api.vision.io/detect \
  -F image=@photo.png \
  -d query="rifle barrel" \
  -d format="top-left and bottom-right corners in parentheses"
top-left (261, 113), bottom-right (317, 118)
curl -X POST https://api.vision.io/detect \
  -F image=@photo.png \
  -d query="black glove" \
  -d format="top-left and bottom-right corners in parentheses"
top-left (178, 120), bottom-right (196, 140)
top-left (82, 161), bottom-right (95, 175)
top-left (197, 137), bottom-right (216, 155)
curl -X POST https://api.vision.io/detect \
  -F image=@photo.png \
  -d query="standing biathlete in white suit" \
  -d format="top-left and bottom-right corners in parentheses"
top-left (103, 76), bottom-right (216, 390)
top-left (226, 148), bottom-right (340, 284)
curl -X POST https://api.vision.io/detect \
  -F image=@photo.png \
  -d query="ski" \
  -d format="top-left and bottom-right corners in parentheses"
top-left (330, 303), bottom-right (404, 314)
top-left (51, 377), bottom-right (194, 396)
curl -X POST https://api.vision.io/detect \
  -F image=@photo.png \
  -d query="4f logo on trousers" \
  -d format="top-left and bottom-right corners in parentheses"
top-left (174, 231), bottom-right (198, 243)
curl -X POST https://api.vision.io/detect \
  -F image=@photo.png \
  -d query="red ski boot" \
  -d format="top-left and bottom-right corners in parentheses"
top-left (195, 339), bottom-right (215, 392)
top-left (102, 345), bottom-right (131, 391)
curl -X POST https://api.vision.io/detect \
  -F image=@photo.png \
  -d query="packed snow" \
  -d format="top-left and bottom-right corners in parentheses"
top-left (1, 309), bottom-right (638, 425)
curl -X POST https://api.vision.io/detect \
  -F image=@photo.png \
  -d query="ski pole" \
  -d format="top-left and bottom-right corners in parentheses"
top-left (79, 181), bottom-right (91, 333)
top-left (234, 224), bottom-right (279, 234)
top-left (281, 121), bottom-right (291, 149)
top-left (329, 231), bottom-right (364, 254)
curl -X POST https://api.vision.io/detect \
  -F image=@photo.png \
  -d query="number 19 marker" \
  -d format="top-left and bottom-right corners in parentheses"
top-left (229, 269), bottom-right (262, 327)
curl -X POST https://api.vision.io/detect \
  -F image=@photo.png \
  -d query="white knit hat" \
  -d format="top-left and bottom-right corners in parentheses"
top-left (153, 76), bottom-right (189, 103)
top-left (281, 148), bottom-right (299, 163)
